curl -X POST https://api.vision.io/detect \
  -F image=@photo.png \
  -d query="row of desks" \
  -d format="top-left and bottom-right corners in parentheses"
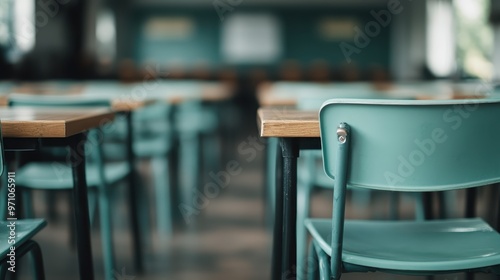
top-left (0, 80), bottom-right (233, 108)
top-left (257, 80), bottom-right (498, 280)
top-left (0, 80), bottom-right (233, 280)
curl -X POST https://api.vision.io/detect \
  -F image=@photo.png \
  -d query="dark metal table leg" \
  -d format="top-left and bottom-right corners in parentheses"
top-left (125, 112), bottom-right (143, 273)
top-left (465, 188), bottom-right (476, 218)
top-left (70, 133), bottom-right (95, 280)
top-left (271, 140), bottom-right (283, 280)
top-left (280, 138), bottom-right (299, 280)
top-left (423, 192), bottom-right (433, 220)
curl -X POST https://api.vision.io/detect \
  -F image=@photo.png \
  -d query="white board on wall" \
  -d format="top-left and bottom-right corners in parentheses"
top-left (221, 13), bottom-right (281, 64)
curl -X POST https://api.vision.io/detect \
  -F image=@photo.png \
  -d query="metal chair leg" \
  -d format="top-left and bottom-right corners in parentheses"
top-left (0, 262), bottom-right (7, 280)
top-left (297, 183), bottom-right (311, 280)
top-left (98, 186), bottom-right (115, 280)
top-left (314, 241), bottom-right (331, 280)
top-left (28, 241), bottom-right (46, 280)
top-left (307, 241), bottom-right (319, 280)
top-left (153, 156), bottom-right (172, 237)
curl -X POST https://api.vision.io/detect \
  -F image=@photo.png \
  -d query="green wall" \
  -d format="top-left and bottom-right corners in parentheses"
top-left (132, 7), bottom-right (391, 72)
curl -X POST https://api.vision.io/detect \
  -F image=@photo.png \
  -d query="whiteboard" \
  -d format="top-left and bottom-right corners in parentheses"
top-left (221, 13), bottom-right (281, 64)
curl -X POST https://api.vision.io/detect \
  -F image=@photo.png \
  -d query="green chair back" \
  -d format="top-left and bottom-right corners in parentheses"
top-left (319, 98), bottom-right (500, 192)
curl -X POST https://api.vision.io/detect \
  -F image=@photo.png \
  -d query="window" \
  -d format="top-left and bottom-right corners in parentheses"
top-left (426, 0), bottom-right (455, 77)
top-left (0, 0), bottom-right (35, 62)
top-left (454, 0), bottom-right (493, 79)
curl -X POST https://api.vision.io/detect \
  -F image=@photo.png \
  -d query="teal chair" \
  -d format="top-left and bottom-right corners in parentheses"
top-left (294, 92), bottom-right (426, 280)
top-left (83, 81), bottom-right (175, 234)
top-left (133, 103), bottom-right (174, 236)
top-left (0, 123), bottom-right (47, 280)
top-left (0, 220), bottom-right (47, 279)
top-left (8, 94), bottom-right (130, 280)
top-left (175, 100), bottom-right (219, 214)
top-left (307, 98), bottom-right (500, 279)
top-left (101, 102), bottom-right (174, 236)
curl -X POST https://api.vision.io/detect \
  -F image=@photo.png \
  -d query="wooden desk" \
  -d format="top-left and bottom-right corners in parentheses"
top-left (0, 107), bottom-right (114, 137)
top-left (0, 80), bottom-right (234, 109)
top-left (1, 107), bottom-right (115, 280)
top-left (258, 107), bottom-right (318, 138)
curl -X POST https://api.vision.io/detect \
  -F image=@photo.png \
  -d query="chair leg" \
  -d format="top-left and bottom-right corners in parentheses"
top-left (0, 262), bottom-right (7, 280)
top-left (202, 132), bottom-right (220, 175)
top-left (0, 172), bottom-right (7, 220)
top-left (21, 189), bottom-right (35, 218)
top-left (179, 132), bottom-right (200, 225)
top-left (98, 186), bottom-right (115, 280)
top-left (87, 190), bottom-right (98, 227)
top-left (307, 241), bottom-right (319, 280)
top-left (314, 242), bottom-right (332, 280)
top-left (265, 138), bottom-right (278, 230)
top-left (297, 184), bottom-right (311, 280)
top-left (27, 241), bottom-right (46, 280)
top-left (8, 240), bottom-right (46, 280)
top-left (152, 156), bottom-right (173, 237)
top-left (465, 272), bottom-right (474, 280)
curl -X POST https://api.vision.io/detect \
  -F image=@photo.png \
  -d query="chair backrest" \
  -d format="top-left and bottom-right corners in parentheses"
top-left (319, 98), bottom-right (500, 278)
top-left (319, 98), bottom-right (500, 192)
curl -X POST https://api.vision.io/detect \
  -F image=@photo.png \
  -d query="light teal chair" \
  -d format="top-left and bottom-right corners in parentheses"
top-left (83, 81), bottom-right (175, 235)
top-left (175, 100), bottom-right (219, 215)
top-left (7, 94), bottom-right (130, 280)
top-left (0, 122), bottom-right (47, 280)
top-left (0, 220), bottom-right (47, 279)
top-left (294, 91), bottom-right (426, 280)
top-left (101, 102), bottom-right (174, 236)
top-left (307, 98), bottom-right (500, 279)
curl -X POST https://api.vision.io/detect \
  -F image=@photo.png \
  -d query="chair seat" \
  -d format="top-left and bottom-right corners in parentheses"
top-left (305, 218), bottom-right (500, 272)
top-left (103, 136), bottom-right (172, 160)
top-left (0, 219), bottom-right (46, 259)
top-left (16, 162), bottom-right (130, 190)
top-left (176, 107), bottom-right (218, 134)
top-left (135, 137), bottom-right (172, 157)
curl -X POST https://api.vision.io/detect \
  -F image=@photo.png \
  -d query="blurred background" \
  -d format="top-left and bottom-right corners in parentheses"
top-left (0, 0), bottom-right (497, 82)
top-left (1, 0), bottom-right (500, 279)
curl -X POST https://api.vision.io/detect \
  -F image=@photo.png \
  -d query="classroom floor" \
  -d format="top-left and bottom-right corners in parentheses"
top-left (13, 125), bottom-right (500, 280)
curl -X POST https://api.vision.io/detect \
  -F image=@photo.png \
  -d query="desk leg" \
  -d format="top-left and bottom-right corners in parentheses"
top-left (70, 133), bottom-right (95, 280)
top-left (465, 188), bottom-right (476, 218)
top-left (423, 193), bottom-right (433, 220)
top-left (125, 112), bottom-right (143, 273)
top-left (280, 138), bottom-right (299, 280)
top-left (271, 140), bottom-right (283, 280)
